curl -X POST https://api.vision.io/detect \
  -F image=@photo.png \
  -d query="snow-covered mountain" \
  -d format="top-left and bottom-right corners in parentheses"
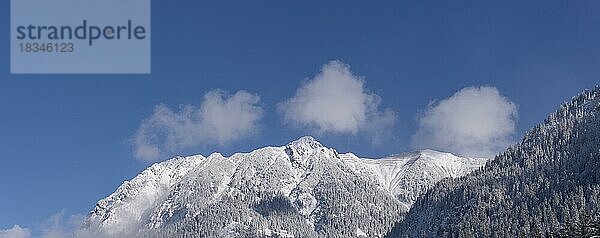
top-left (80, 137), bottom-right (486, 238)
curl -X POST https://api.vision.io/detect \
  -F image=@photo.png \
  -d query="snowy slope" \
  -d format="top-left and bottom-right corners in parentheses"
top-left (82, 155), bottom-right (205, 237)
top-left (372, 150), bottom-right (486, 209)
top-left (340, 150), bottom-right (487, 210)
top-left (81, 137), bottom-right (487, 238)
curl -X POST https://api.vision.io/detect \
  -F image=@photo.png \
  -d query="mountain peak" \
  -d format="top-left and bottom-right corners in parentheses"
top-left (286, 136), bottom-right (323, 150)
top-left (417, 149), bottom-right (458, 158)
top-left (283, 136), bottom-right (326, 162)
top-left (290, 135), bottom-right (319, 143)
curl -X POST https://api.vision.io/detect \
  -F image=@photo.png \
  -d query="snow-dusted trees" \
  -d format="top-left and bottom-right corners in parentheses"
top-left (554, 209), bottom-right (600, 237)
top-left (389, 86), bottom-right (600, 237)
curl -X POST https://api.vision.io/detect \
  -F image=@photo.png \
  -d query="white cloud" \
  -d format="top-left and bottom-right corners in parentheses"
top-left (0, 210), bottom-right (84, 238)
top-left (0, 225), bottom-right (31, 238)
top-left (39, 211), bottom-right (82, 238)
top-left (133, 89), bottom-right (264, 162)
top-left (278, 60), bottom-right (396, 143)
top-left (411, 86), bottom-right (517, 158)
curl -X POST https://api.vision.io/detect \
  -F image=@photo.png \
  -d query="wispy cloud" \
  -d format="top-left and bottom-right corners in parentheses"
top-left (133, 89), bottom-right (264, 162)
top-left (39, 211), bottom-right (82, 238)
top-left (0, 210), bottom-right (84, 238)
top-left (278, 60), bottom-right (396, 144)
top-left (411, 86), bottom-right (517, 158)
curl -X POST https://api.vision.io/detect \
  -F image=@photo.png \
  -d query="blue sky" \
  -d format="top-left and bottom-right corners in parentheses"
top-left (1, 0), bottom-right (599, 235)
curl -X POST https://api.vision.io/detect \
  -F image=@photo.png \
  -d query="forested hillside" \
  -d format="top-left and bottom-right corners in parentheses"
top-left (389, 87), bottom-right (600, 237)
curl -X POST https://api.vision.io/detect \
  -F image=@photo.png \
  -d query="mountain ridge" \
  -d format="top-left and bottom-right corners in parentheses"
top-left (80, 136), bottom-right (486, 238)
